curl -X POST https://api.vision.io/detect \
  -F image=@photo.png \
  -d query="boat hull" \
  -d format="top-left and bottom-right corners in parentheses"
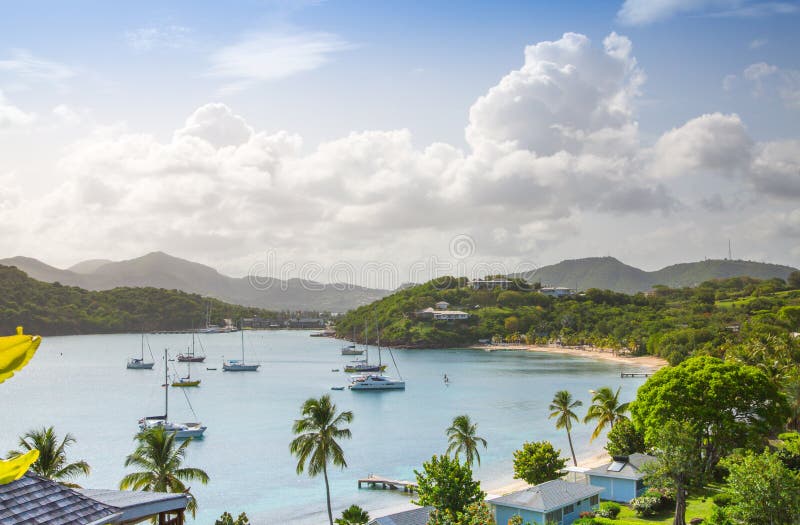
top-left (341, 349), bottom-right (364, 355)
top-left (343, 364), bottom-right (387, 373)
top-left (127, 361), bottom-right (154, 369)
top-left (177, 355), bottom-right (205, 363)
top-left (171, 380), bottom-right (201, 387)
top-left (223, 363), bottom-right (260, 371)
top-left (140, 420), bottom-right (206, 439)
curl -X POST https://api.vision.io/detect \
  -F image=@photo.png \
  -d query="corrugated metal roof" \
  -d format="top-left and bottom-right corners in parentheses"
top-left (490, 479), bottom-right (603, 513)
top-left (369, 506), bottom-right (432, 525)
top-left (0, 474), bottom-right (119, 525)
top-left (76, 488), bottom-right (188, 523)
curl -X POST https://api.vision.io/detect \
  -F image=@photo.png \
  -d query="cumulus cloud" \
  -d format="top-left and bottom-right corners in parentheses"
top-left (207, 29), bottom-right (354, 93)
top-left (617, 0), bottom-right (798, 25)
top-left (4, 32), bottom-right (797, 278)
top-left (740, 62), bottom-right (800, 108)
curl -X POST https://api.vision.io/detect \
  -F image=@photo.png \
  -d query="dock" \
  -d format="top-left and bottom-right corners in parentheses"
top-left (620, 372), bottom-right (651, 378)
top-left (358, 475), bottom-right (418, 493)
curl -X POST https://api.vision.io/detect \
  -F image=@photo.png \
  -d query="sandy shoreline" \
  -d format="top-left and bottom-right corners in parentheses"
top-left (471, 343), bottom-right (668, 369)
top-left (365, 346), bottom-right (663, 521)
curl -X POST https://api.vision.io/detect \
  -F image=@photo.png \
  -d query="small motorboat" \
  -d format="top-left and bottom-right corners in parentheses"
top-left (331, 386), bottom-right (345, 391)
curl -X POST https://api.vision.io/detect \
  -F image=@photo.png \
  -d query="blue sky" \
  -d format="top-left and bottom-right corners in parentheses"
top-left (1, 0), bottom-right (799, 284)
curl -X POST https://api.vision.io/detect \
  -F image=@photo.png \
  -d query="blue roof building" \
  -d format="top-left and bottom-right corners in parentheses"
top-left (585, 453), bottom-right (655, 503)
top-left (490, 479), bottom-right (603, 525)
top-left (368, 505), bottom-right (432, 525)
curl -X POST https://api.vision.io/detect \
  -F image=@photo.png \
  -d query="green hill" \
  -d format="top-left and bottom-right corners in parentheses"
top-left (519, 257), bottom-right (797, 294)
top-left (0, 265), bottom-right (282, 336)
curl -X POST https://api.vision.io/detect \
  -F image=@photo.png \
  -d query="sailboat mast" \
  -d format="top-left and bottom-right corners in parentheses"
top-left (241, 322), bottom-right (245, 362)
top-left (364, 320), bottom-right (368, 363)
top-left (377, 318), bottom-right (381, 367)
top-left (141, 332), bottom-right (145, 360)
top-left (164, 349), bottom-right (168, 419)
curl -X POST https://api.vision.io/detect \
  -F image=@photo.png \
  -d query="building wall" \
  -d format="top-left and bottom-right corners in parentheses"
top-left (493, 497), bottom-right (599, 525)
top-left (587, 476), bottom-right (638, 503)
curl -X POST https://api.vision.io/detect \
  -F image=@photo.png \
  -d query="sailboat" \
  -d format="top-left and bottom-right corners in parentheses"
top-left (349, 323), bottom-right (405, 391)
top-left (344, 322), bottom-right (386, 373)
top-left (140, 349), bottom-right (206, 439)
top-left (127, 332), bottom-right (155, 369)
top-left (171, 359), bottom-right (201, 387)
top-left (340, 328), bottom-right (364, 355)
top-left (177, 331), bottom-right (206, 363)
top-left (223, 327), bottom-right (260, 371)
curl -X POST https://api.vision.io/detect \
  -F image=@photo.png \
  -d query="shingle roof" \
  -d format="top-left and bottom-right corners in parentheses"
top-left (76, 488), bottom-right (188, 523)
top-left (369, 506), bottom-right (432, 525)
top-left (0, 474), bottom-right (120, 525)
top-left (490, 479), bottom-right (603, 513)
top-left (586, 453), bottom-right (656, 480)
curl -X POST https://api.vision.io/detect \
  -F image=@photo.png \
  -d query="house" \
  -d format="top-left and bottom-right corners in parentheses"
top-left (368, 505), bottom-right (432, 525)
top-left (490, 479), bottom-right (602, 525)
top-left (470, 278), bottom-right (512, 290)
top-left (415, 307), bottom-right (470, 321)
top-left (0, 474), bottom-right (189, 524)
top-left (435, 301), bottom-right (450, 310)
top-left (540, 287), bottom-right (576, 298)
top-left (585, 453), bottom-right (655, 503)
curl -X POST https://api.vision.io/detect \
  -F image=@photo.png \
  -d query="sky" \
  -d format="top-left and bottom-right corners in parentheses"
top-left (1, 0), bottom-right (799, 288)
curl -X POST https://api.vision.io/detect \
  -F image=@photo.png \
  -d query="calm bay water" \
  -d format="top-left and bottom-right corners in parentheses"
top-left (2, 330), bottom-right (649, 524)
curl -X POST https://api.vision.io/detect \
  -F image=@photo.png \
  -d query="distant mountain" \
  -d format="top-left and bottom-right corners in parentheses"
top-left (0, 252), bottom-right (390, 312)
top-left (67, 259), bottom-right (113, 274)
top-left (517, 256), bottom-right (798, 294)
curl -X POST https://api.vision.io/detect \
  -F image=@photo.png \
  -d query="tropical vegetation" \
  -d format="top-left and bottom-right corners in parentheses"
top-left (511, 440), bottom-right (566, 485)
top-left (414, 454), bottom-right (484, 518)
top-left (335, 505), bottom-right (370, 525)
top-left (445, 414), bottom-right (487, 467)
top-left (119, 426), bottom-right (210, 517)
top-left (548, 390), bottom-right (582, 466)
top-left (290, 395), bottom-right (354, 525)
top-left (7, 426), bottom-right (90, 487)
top-left (584, 386), bottom-right (629, 441)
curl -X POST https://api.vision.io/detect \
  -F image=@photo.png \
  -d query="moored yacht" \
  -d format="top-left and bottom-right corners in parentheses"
top-left (349, 373), bottom-right (405, 390)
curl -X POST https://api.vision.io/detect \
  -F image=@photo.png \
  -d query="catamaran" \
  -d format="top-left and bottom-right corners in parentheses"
top-left (177, 331), bottom-right (205, 363)
top-left (223, 327), bottom-right (260, 371)
top-left (140, 349), bottom-right (206, 439)
top-left (127, 332), bottom-right (155, 369)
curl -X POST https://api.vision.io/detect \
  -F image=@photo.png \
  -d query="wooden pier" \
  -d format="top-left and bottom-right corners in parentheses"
top-left (358, 475), bottom-right (418, 493)
top-left (620, 372), bottom-right (651, 378)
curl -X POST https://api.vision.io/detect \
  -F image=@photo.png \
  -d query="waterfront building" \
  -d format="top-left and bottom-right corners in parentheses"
top-left (490, 479), bottom-right (602, 525)
top-left (585, 453), bottom-right (655, 503)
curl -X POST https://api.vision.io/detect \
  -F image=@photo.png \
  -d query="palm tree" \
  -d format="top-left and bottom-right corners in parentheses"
top-left (290, 395), bottom-right (354, 525)
top-left (548, 390), bottom-right (583, 466)
top-left (335, 504), bottom-right (370, 525)
top-left (119, 426), bottom-right (209, 518)
top-left (445, 414), bottom-right (488, 467)
top-left (583, 386), bottom-right (630, 441)
top-left (8, 426), bottom-right (90, 487)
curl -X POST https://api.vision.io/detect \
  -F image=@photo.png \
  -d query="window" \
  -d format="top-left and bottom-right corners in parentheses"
top-left (545, 509), bottom-right (563, 523)
top-left (563, 504), bottom-right (575, 514)
top-left (590, 495), bottom-right (599, 506)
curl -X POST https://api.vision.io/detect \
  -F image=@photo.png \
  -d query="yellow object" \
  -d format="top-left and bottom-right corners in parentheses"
top-left (0, 326), bottom-right (41, 384)
top-left (0, 449), bottom-right (39, 484)
top-left (172, 379), bottom-right (201, 387)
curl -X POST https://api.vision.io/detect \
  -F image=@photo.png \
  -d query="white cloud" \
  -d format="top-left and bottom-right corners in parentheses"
top-left (617, 0), bottom-right (799, 25)
top-left (3, 32), bottom-right (797, 277)
top-left (125, 25), bottom-right (192, 51)
top-left (207, 29), bottom-right (354, 93)
top-left (741, 63), bottom-right (800, 108)
top-left (0, 49), bottom-right (75, 82)
top-left (0, 91), bottom-right (35, 128)
top-left (722, 73), bottom-right (737, 91)
top-left (650, 113), bottom-right (753, 178)
top-left (749, 38), bottom-right (768, 49)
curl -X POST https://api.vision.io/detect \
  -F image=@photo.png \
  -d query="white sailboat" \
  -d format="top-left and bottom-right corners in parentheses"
top-left (349, 322), bottom-right (405, 391)
top-left (223, 327), bottom-right (260, 371)
top-left (177, 331), bottom-right (206, 362)
top-left (139, 349), bottom-right (206, 439)
top-left (127, 332), bottom-right (155, 369)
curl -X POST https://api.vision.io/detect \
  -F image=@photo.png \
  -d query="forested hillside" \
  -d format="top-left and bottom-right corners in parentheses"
top-left (0, 265), bottom-right (280, 335)
top-left (335, 273), bottom-right (800, 365)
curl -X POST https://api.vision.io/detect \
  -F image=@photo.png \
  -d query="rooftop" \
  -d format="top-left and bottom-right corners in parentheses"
top-left (369, 505), bottom-right (432, 525)
top-left (76, 488), bottom-right (189, 523)
top-left (0, 474), bottom-right (120, 525)
top-left (490, 479), bottom-right (603, 513)
top-left (586, 453), bottom-right (656, 480)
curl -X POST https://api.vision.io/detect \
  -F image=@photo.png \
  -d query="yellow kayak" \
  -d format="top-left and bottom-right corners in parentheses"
top-left (0, 326), bottom-right (41, 384)
top-left (0, 449), bottom-right (39, 484)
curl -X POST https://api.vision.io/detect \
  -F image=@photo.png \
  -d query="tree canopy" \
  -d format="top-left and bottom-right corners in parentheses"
top-left (512, 441), bottom-right (566, 485)
top-left (414, 454), bottom-right (484, 517)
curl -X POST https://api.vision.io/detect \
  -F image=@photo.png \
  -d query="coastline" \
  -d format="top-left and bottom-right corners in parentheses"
top-left (471, 343), bottom-right (668, 369)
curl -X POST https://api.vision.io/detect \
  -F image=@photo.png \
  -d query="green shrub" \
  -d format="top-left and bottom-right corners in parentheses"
top-left (712, 493), bottom-right (732, 508)
top-left (630, 495), bottom-right (661, 516)
top-left (596, 502), bottom-right (621, 519)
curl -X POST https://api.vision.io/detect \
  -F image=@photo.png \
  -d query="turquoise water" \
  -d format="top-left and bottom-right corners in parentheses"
top-left (2, 331), bottom-right (649, 524)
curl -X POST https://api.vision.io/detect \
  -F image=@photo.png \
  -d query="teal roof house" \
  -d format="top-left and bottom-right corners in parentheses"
top-left (585, 454), bottom-right (655, 503)
top-left (490, 479), bottom-right (603, 525)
